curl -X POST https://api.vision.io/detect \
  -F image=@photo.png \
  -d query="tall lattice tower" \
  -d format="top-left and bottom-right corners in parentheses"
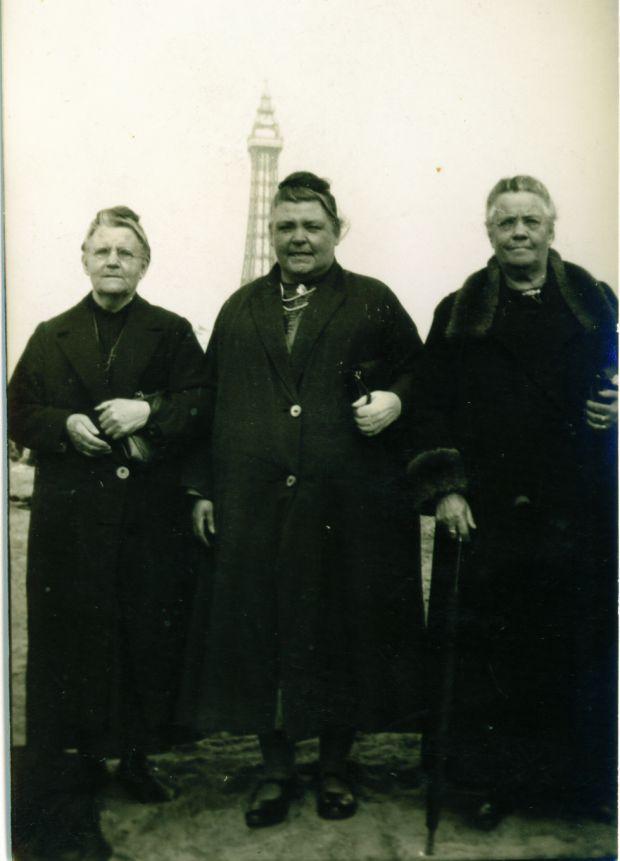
top-left (241, 88), bottom-right (283, 284)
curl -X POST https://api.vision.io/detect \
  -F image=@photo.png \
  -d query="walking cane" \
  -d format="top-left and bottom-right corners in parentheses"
top-left (424, 529), bottom-right (463, 856)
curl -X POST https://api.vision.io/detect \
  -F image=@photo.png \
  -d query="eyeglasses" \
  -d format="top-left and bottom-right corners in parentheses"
top-left (89, 247), bottom-right (145, 262)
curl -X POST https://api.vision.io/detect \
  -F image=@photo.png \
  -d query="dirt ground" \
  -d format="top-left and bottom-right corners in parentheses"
top-left (8, 462), bottom-right (617, 860)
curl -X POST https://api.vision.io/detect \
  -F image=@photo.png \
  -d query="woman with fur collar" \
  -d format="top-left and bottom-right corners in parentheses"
top-left (409, 176), bottom-right (617, 828)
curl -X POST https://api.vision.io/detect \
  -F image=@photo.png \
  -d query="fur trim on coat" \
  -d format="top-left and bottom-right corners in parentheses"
top-left (407, 447), bottom-right (468, 511)
top-left (407, 249), bottom-right (617, 512)
top-left (445, 249), bottom-right (616, 339)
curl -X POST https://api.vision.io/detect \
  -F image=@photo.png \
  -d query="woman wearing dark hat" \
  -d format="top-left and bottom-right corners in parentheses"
top-left (184, 173), bottom-right (426, 825)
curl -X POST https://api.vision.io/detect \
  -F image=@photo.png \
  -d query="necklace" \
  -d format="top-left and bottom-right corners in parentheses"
top-left (280, 283), bottom-right (317, 312)
top-left (92, 313), bottom-right (126, 381)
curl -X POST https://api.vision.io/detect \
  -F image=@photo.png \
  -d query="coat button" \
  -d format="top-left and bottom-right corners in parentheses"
top-left (285, 474), bottom-right (297, 487)
top-left (116, 466), bottom-right (130, 480)
top-left (290, 404), bottom-right (302, 417)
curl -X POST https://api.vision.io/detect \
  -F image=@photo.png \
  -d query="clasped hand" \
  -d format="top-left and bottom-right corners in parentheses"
top-left (352, 390), bottom-right (401, 437)
top-left (95, 398), bottom-right (150, 440)
top-left (66, 398), bottom-right (150, 456)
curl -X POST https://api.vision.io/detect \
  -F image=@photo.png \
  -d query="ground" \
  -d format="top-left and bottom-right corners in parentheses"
top-left (8, 463), bottom-right (616, 860)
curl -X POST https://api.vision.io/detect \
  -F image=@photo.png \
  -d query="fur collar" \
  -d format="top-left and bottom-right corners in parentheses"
top-left (445, 249), bottom-right (616, 339)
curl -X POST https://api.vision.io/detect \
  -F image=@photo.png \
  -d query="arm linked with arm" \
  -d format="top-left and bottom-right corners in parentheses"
top-left (179, 306), bottom-right (226, 500)
top-left (406, 295), bottom-right (469, 513)
top-left (382, 288), bottom-right (425, 417)
top-left (141, 318), bottom-right (208, 443)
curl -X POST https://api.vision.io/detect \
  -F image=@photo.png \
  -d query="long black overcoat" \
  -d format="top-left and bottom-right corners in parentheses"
top-left (181, 263), bottom-right (426, 739)
top-left (408, 250), bottom-right (617, 799)
top-left (8, 294), bottom-right (205, 755)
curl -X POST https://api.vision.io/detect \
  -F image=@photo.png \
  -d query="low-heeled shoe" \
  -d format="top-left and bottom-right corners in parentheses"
top-left (317, 774), bottom-right (358, 821)
top-left (245, 777), bottom-right (299, 828)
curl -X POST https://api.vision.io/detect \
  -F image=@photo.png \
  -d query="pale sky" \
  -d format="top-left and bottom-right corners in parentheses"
top-left (3, 0), bottom-right (618, 371)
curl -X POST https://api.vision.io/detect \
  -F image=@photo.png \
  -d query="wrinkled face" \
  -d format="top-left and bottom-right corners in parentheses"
top-left (270, 200), bottom-right (339, 283)
top-left (82, 225), bottom-right (148, 301)
top-left (487, 192), bottom-right (554, 273)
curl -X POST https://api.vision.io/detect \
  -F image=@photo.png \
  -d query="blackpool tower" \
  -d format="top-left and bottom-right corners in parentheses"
top-left (240, 88), bottom-right (283, 284)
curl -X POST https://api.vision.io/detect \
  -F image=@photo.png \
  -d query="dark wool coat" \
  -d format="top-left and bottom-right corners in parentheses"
top-left (181, 263), bottom-right (426, 739)
top-left (8, 294), bottom-right (205, 756)
top-left (408, 250), bottom-right (617, 801)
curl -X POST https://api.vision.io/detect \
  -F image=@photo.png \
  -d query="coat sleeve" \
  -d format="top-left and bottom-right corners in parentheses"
top-left (8, 323), bottom-right (72, 453)
top-left (597, 281), bottom-right (618, 375)
top-left (406, 295), bottom-right (469, 512)
top-left (179, 303), bottom-right (227, 499)
top-left (379, 286), bottom-right (424, 415)
top-left (141, 316), bottom-right (207, 443)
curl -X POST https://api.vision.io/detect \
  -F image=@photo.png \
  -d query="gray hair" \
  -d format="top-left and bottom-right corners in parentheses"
top-left (81, 206), bottom-right (151, 264)
top-left (485, 176), bottom-right (557, 226)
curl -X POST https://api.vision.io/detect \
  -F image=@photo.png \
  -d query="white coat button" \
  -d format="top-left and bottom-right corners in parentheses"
top-left (290, 404), bottom-right (302, 417)
top-left (285, 475), bottom-right (297, 487)
top-left (116, 466), bottom-right (130, 480)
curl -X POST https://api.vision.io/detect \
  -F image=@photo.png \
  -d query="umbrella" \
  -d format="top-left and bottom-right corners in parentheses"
top-left (424, 530), bottom-right (463, 856)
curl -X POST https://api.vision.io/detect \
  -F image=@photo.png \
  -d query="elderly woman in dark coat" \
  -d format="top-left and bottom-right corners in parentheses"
top-left (408, 176), bottom-right (617, 827)
top-left (185, 172), bottom-right (426, 826)
top-left (9, 206), bottom-right (205, 857)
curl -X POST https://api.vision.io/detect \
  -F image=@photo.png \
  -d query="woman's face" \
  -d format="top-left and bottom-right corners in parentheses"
top-left (82, 225), bottom-right (148, 303)
top-left (270, 199), bottom-right (339, 284)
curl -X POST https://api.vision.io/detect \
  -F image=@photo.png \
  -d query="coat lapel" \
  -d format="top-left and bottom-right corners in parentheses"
top-left (249, 270), bottom-right (299, 401)
top-left (289, 264), bottom-right (346, 384)
top-left (55, 294), bottom-right (164, 403)
top-left (445, 257), bottom-right (501, 340)
top-left (55, 296), bottom-right (109, 404)
top-left (107, 296), bottom-right (165, 397)
top-left (549, 250), bottom-right (610, 333)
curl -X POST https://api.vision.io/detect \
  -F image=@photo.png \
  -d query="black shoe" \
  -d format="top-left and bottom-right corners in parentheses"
top-left (117, 757), bottom-right (174, 804)
top-left (471, 798), bottom-right (511, 831)
top-left (245, 777), bottom-right (299, 828)
top-left (316, 773), bottom-right (358, 821)
top-left (568, 799), bottom-right (617, 825)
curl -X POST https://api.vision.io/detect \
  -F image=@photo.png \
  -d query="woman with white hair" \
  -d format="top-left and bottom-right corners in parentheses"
top-left (409, 175), bottom-right (617, 827)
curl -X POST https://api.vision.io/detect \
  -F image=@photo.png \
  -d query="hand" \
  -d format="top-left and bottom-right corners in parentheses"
top-left (586, 385), bottom-right (618, 432)
top-left (352, 390), bottom-right (402, 437)
top-left (66, 413), bottom-right (112, 457)
top-left (192, 499), bottom-right (216, 548)
top-left (94, 398), bottom-right (150, 440)
top-left (436, 493), bottom-right (477, 542)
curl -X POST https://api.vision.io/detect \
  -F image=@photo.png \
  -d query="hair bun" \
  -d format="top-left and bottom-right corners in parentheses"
top-left (278, 172), bottom-right (330, 194)
top-left (109, 205), bottom-right (141, 223)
